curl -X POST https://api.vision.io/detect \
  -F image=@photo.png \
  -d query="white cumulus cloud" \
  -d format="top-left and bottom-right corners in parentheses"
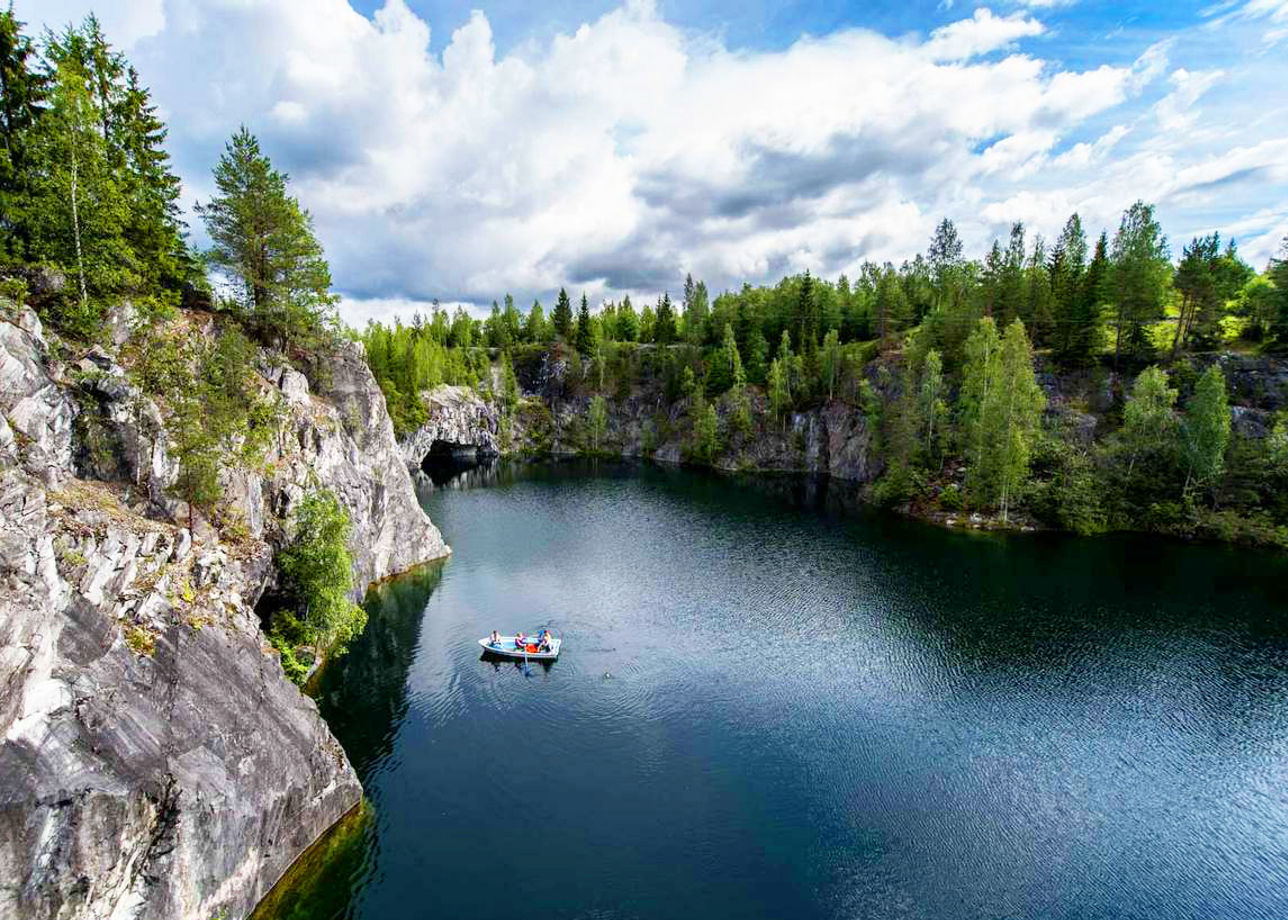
top-left (12, 0), bottom-right (1288, 325)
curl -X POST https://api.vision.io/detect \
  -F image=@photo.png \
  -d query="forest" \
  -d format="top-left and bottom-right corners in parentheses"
top-left (362, 212), bottom-right (1288, 544)
top-left (4, 9), bottom-right (1288, 548)
top-left (0, 10), bottom-right (362, 674)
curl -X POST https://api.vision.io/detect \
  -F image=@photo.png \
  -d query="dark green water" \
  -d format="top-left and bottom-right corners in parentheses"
top-left (305, 460), bottom-right (1288, 920)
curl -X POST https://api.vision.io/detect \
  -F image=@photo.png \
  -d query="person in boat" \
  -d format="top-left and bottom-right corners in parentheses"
top-left (489, 630), bottom-right (501, 647)
top-left (537, 630), bottom-right (552, 652)
top-left (514, 631), bottom-right (526, 650)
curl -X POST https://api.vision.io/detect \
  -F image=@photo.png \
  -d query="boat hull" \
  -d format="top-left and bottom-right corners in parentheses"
top-left (478, 637), bottom-right (561, 660)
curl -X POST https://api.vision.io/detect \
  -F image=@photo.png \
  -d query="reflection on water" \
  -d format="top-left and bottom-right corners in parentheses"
top-left (293, 460), bottom-right (1288, 920)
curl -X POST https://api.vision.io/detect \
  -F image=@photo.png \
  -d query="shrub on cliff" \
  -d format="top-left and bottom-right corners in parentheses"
top-left (276, 490), bottom-right (367, 674)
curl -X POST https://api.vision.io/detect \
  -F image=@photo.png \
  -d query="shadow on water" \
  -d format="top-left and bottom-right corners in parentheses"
top-left (260, 457), bottom-right (1288, 920)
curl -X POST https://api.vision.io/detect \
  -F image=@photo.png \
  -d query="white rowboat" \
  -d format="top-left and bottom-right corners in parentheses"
top-left (478, 635), bottom-right (562, 660)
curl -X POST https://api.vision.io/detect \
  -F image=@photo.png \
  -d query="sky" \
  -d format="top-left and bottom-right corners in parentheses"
top-left (14, 0), bottom-right (1288, 325)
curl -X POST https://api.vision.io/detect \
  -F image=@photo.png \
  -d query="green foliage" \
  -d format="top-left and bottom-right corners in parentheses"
top-left (197, 127), bottom-right (336, 347)
top-left (1109, 201), bottom-right (1171, 363)
top-left (1268, 236), bottom-right (1288, 348)
top-left (654, 292), bottom-right (677, 344)
top-left (690, 395), bottom-right (719, 462)
top-left (552, 288), bottom-right (573, 340)
top-left (0, 14), bottom-right (191, 336)
top-left (1182, 365), bottom-right (1230, 500)
top-left (278, 490), bottom-right (367, 657)
top-left (586, 395), bottom-right (609, 453)
top-left (961, 318), bottom-right (1045, 520)
top-left (575, 292), bottom-right (595, 355)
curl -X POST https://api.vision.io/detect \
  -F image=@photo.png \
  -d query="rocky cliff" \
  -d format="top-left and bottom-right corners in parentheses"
top-left (0, 305), bottom-right (448, 920)
top-left (403, 379), bottom-right (882, 484)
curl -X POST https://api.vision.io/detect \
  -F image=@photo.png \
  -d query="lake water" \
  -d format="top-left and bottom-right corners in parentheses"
top-left (301, 460), bottom-right (1288, 920)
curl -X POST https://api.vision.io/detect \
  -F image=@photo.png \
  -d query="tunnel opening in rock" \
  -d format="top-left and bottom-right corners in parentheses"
top-left (420, 439), bottom-right (484, 486)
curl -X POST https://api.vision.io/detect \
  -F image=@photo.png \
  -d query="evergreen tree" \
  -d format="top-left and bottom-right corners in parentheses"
top-left (575, 292), bottom-right (594, 354)
top-left (500, 351), bottom-right (520, 413)
top-left (617, 294), bottom-right (639, 342)
top-left (1110, 201), bottom-right (1170, 365)
top-left (552, 287), bottom-right (573, 339)
top-left (1068, 232), bottom-right (1109, 364)
top-left (501, 293), bottom-right (522, 343)
top-left (794, 270), bottom-right (820, 355)
top-left (927, 217), bottom-right (966, 311)
top-left (691, 397), bottom-right (719, 462)
top-left (639, 302), bottom-right (656, 344)
top-left (998, 222), bottom-right (1026, 327)
top-left (1173, 234), bottom-right (1221, 355)
top-left (0, 8), bottom-right (47, 260)
top-left (654, 292), bottom-right (677, 344)
top-left (1024, 236), bottom-right (1054, 347)
top-left (683, 273), bottom-right (710, 345)
top-left (744, 329), bottom-right (769, 386)
top-left (197, 127), bottom-right (335, 346)
top-left (116, 64), bottom-right (190, 293)
top-left (874, 266), bottom-right (909, 349)
top-left (27, 41), bottom-right (133, 333)
top-left (525, 299), bottom-right (547, 343)
top-left (1051, 214), bottom-right (1088, 362)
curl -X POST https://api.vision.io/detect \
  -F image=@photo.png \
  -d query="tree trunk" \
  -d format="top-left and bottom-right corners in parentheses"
top-left (69, 113), bottom-right (88, 310)
top-left (1114, 307), bottom-right (1123, 371)
top-left (1170, 294), bottom-right (1189, 361)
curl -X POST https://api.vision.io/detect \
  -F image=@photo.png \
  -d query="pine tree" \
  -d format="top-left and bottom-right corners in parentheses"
top-left (928, 217), bottom-right (966, 311)
top-left (1068, 232), bottom-right (1109, 364)
top-left (196, 127), bottom-right (335, 346)
top-left (961, 317), bottom-right (1002, 487)
top-left (639, 302), bottom-right (656, 344)
top-left (616, 294), bottom-right (639, 342)
top-left (654, 292), bottom-right (677, 344)
top-left (115, 64), bottom-right (190, 293)
top-left (1051, 214), bottom-right (1088, 362)
top-left (1025, 236), bottom-right (1054, 347)
top-left (874, 266), bottom-right (909, 349)
top-left (683, 273), bottom-right (710, 345)
top-left (691, 397), bottom-right (719, 462)
top-left (552, 288), bottom-right (573, 339)
top-left (525, 299), bottom-right (547, 343)
top-left (575, 292), bottom-right (594, 354)
top-left (997, 222), bottom-right (1026, 327)
top-left (1173, 233), bottom-right (1223, 354)
top-left (794, 270), bottom-right (820, 355)
top-left (0, 8), bottom-right (47, 260)
top-left (28, 41), bottom-right (133, 333)
top-left (1110, 201), bottom-right (1170, 365)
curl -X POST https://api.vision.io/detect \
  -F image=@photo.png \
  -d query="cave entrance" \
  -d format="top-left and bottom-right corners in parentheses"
top-left (420, 439), bottom-right (484, 486)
